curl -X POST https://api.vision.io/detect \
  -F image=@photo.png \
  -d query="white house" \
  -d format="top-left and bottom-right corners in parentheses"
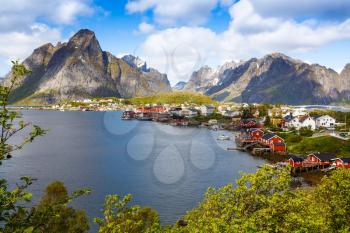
top-left (200, 105), bottom-right (215, 116)
top-left (284, 114), bottom-right (316, 130)
top-left (179, 108), bottom-right (198, 118)
top-left (221, 110), bottom-right (240, 117)
top-left (315, 115), bottom-right (336, 129)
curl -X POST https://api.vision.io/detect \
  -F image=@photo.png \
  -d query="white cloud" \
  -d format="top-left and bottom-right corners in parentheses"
top-left (51, 1), bottom-right (94, 24)
top-left (0, 24), bottom-right (61, 66)
top-left (0, 0), bottom-right (94, 29)
top-left (136, 22), bottom-right (156, 34)
top-left (126, 0), bottom-right (219, 26)
top-left (0, 0), bottom-right (95, 75)
top-left (138, 0), bottom-right (350, 84)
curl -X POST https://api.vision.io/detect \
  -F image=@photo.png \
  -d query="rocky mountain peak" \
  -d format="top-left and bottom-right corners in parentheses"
top-left (122, 55), bottom-right (148, 72)
top-left (67, 29), bottom-right (101, 51)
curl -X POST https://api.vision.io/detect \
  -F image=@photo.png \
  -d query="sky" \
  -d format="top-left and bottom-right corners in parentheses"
top-left (1, 0), bottom-right (350, 85)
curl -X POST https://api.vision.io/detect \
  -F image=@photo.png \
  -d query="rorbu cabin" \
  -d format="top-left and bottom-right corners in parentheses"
top-left (271, 141), bottom-right (286, 152)
top-left (335, 158), bottom-right (350, 168)
top-left (238, 128), bottom-right (264, 142)
top-left (289, 155), bottom-right (304, 168)
top-left (137, 106), bottom-right (166, 113)
top-left (306, 152), bottom-right (336, 166)
top-left (240, 119), bottom-right (259, 128)
top-left (260, 132), bottom-right (286, 152)
top-left (246, 128), bottom-right (264, 140)
top-left (260, 133), bottom-right (284, 146)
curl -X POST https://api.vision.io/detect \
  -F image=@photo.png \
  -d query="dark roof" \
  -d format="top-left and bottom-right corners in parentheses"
top-left (289, 155), bottom-right (304, 162)
top-left (311, 152), bottom-right (336, 162)
top-left (338, 158), bottom-right (350, 163)
top-left (262, 132), bottom-right (276, 140)
top-left (298, 115), bottom-right (311, 123)
top-left (283, 115), bottom-right (293, 122)
top-left (246, 128), bottom-right (263, 133)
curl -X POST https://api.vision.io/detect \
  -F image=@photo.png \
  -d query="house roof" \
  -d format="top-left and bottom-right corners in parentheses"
top-left (298, 115), bottom-right (311, 123)
top-left (316, 115), bottom-right (335, 121)
top-left (246, 128), bottom-right (263, 133)
top-left (310, 152), bottom-right (336, 162)
top-left (338, 158), bottom-right (350, 163)
top-left (283, 114), bottom-right (293, 122)
top-left (261, 132), bottom-right (276, 140)
top-left (289, 155), bottom-right (304, 162)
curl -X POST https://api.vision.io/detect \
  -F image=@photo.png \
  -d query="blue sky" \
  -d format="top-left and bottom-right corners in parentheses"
top-left (1, 0), bottom-right (350, 85)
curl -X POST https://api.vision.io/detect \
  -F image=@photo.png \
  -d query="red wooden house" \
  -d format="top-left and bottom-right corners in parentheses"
top-left (306, 152), bottom-right (335, 166)
top-left (238, 128), bottom-right (264, 143)
top-left (271, 142), bottom-right (286, 152)
top-left (137, 106), bottom-right (166, 113)
top-left (260, 133), bottom-right (286, 152)
top-left (247, 128), bottom-right (264, 140)
top-left (289, 155), bottom-right (304, 168)
top-left (239, 119), bottom-right (263, 128)
top-left (335, 158), bottom-right (350, 168)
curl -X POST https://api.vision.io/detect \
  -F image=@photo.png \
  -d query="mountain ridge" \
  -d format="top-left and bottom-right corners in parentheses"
top-left (182, 53), bottom-right (350, 104)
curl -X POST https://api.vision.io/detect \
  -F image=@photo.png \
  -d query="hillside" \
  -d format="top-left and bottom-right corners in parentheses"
top-left (127, 92), bottom-right (214, 105)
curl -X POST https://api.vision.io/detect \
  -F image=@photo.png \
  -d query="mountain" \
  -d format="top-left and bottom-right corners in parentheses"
top-left (184, 53), bottom-right (350, 104)
top-left (183, 62), bottom-right (238, 93)
top-left (6, 29), bottom-right (171, 103)
top-left (172, 81), bottom-right (187, 91)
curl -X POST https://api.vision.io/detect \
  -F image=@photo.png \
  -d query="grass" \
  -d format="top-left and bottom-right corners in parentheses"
top-left (286, 136), bottom-right (350, 157)
top-left (127, 91), bottom-right (215, 105)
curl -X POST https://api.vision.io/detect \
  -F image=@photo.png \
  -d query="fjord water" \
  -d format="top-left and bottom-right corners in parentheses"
top-left (1, 111), bottom-right (265, 229)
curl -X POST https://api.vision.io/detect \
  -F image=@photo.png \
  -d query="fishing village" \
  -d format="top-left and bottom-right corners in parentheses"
top-left (119, 100), bottom-right (350, 183)
top-left (13, 92), bottom-right (350, 183)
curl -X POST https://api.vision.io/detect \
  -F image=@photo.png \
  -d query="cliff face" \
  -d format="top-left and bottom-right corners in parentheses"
top-left (186, 53), bottom-right (350, 104)
top-left (7, 29), bottom-right (171, 103)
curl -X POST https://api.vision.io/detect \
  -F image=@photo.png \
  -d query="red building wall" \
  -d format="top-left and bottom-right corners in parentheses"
top-left (335, 159), bottom-right (350, 168)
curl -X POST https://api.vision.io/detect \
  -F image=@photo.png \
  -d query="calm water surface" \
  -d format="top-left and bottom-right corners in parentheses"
top-left (0, 111), bottom-right (266, 230)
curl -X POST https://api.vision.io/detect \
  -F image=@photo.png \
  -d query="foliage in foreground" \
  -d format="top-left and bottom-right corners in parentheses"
top-left (94, 167), bottom-right (350, 233)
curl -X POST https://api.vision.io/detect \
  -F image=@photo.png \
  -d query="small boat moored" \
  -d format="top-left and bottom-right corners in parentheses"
top-left (217, 134), bottom-right (230, 140)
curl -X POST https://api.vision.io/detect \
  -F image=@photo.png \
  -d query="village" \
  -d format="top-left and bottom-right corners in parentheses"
top-left (119, 102), bottom-right (350, 176)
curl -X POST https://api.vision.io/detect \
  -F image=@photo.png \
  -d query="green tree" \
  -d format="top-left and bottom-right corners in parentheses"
top-left (95, 194), bottom-right (160, 233)
top-left (264, 115), bottom-right (271, 127)
top-left (316, 169), bottom-right (350, 232)
top-left (30, 181), bottom-right (90, 233)
top-left (170, 166), bottom-right (331, 233)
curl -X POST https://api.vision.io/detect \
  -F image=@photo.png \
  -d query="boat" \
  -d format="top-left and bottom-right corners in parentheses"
top-left (122, 110), bottom-right (135, 120)
top-left (217, 134), bottom-right (230, 140)
top-left (135, 112), bottom-right (152, 121)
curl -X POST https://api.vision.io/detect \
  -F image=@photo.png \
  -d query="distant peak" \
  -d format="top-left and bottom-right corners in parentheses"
top-left (122, 54), bottom-right (148, 72)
